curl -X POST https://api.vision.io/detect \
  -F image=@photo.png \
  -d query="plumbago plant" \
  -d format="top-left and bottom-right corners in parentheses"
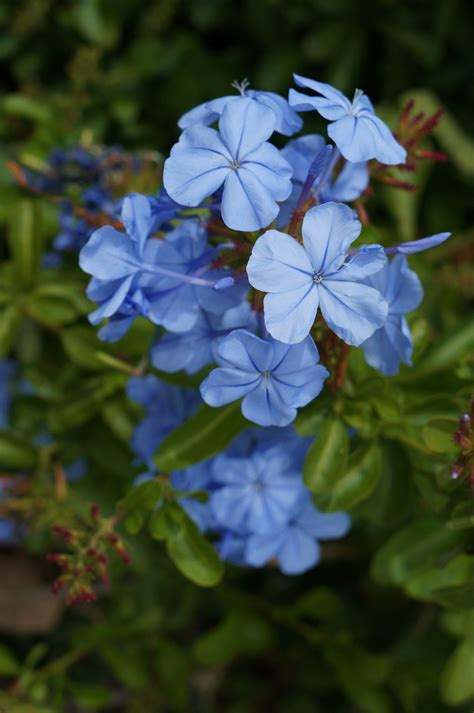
top-left (1, 76), bottom-right (474, 710)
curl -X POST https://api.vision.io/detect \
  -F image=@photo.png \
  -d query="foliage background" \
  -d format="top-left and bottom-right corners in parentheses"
top-left (0, 1), bottom-right (473, 711)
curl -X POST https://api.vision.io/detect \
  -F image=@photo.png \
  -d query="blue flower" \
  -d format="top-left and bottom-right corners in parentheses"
top-left (164, 97), bottom-right (293, 231)
top-left (145, 220), bottom-right (247, 333)
top-left (200, 330), bottom-right (329, 427)
top-left (289, 75), bottom-right (406, 165)
top-left (245, 494), bottom-right (351, 575)
top-left (178, 82), bottom-right (303, 136)
top-left (360, 255), bottom-right (423, 375)
top-left (127, 375), bottom-right (199, 465)
top-left (247, 202), bottom-right (388, 345)
top-left (278, 134), bottom-right (369, 228)
top-left (151, 302), bottom-right (254, 375)
top-left (80, 193), bottom-right (158, 326)
top-left (210, 447), bottom-right (306, 534)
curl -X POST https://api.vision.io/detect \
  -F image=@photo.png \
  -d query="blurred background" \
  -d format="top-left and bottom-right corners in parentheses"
top-left (0, 1), bottom-right (474, 712)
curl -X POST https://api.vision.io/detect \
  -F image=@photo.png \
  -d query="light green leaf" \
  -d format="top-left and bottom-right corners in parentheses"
top-left (324, 442), bottom-right (382, 512)
top-left (441, 640), bottom-right (474, 705)
top-left (165, 508), bottom-right (224, 587)
top-left (303, 419), bottom-right (349, 495)
top-left (7, 199), bottom-right (42, 288)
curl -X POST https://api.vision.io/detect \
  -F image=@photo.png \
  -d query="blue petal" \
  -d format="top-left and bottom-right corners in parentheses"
top-left (277, 527), bottom-right (321, 574)
top-left (319, 280), bottom-right (388, 346)
top-left (121, 193), bottom-right (153, 256)
top-left (178, 96), bottom-right (231, 129)
top-left (220, 163), bottom-right (288, 231)
top-left (281, 134), bottom-right (326, 185)
top-left (298, 503), bottom-right (351, 539)
top-left (219, 97), bottom-right (276, 160)
top-left (366, 255), bottom-right (423, 313)
top-left (302, 203), bottom-right (362, 274)
top-left (388, 232), bottom-right (451, 255)
top-left (245, 530), bottom-right (286, 567)
top-left (332, 245), bottom-right (386, 281)
top-left (247, 229), bottom-right (313, 293)
top-left (355, 110), bottom-right (407, 165)
top-left (247, 90), bottom-right (303, 136)
top-left (324, 160), bottom-right (369, 202)
top-left (263, 283), bottom-right (319, 344)
top-left (79, 226), bottom-right (141, 280)
top-left (216, 330), bottom-right (273, 372)
top-left (97, 316), bottom-right (135, 342)
top-left (241, 380), bottom-right (297, 427)
top-left (163, 127), bottom-right (231, 206)
top-left (88, 274), bottom-right (135, 324)
top-left (361, 314), bottom-right (412, 375)
top-left (200, 367), bottom-right (262, 407)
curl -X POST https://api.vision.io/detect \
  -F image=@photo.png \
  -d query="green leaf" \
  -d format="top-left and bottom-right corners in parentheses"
top-left (7, 199), bottom-right (42, 287)
top-left (0, 303), bottom-right (21, 356)
top-left (0, 432), bottom-right (38, 470)
top-left (50, 373), bottom-right (127, 431)
top-left (371, 519), bottom-right (465, 587)
top-left (422, 417), bottom-right (458, 454)
top-left (61, 326), bottom-right (114, 370)
top-left (26, 293), bottom-right (80, 326)
top-left (359, 441), bottom-right (413, 527)
top-left (193, 612), bottom-right (272, 666)
top-left (303, 419), bottom-right (349, 494)
top-left (0, 644), bottom-right (20, 676)
top-left (154, 403), bottom-right (248, 472)
top-left (165, 507), bottom-right (224, 587)
top-left (405, 554), bottom-right (474, 603)
top-left (419, 318), bottom-right (474, 371)
top-left (68, 682), bottom-right (112, 709)
top-left (324, 442), bottom-right (382, 512)
top-left (441, 640), bottom-right (474, 705)
top-left (120, 479), bottom-right (162, 512)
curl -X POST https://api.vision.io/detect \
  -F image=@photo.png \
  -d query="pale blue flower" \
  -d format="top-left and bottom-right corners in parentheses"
top-left (164, 97), bottom-right (293, 231)
top-left (80, 193), bottom-right (158, 326)
top-left (247, 202), bottom-right (388, 345)
top-left (210, 447), bottom-right (305, 534)
top-left (361, 255), bottom-right (423, 375)
top-left (200, 330), bottom-right (329, 427)
top-left (289, 75), bottom-right (406, 165)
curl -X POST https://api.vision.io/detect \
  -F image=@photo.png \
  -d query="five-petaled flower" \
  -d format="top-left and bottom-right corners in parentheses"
top-left (289, 74), bottom-right (407, 165)
top-left (200, 330), bottom-right (329, 427)
top-left (164, 97), bottom-right (293, 231)
top-left (247, 202), bottom-right (388, 345)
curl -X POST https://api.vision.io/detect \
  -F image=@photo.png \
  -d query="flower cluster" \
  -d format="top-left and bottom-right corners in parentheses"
top-left (76, 74), bottom-right (452, 576)
top-left (128, 376), bottom-right (349, 575)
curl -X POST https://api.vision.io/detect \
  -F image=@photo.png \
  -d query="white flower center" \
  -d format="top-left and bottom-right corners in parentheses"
top-left (230, 159), bottom-right (241, 170)
top-left (313, 272), bottom-right (324, 284)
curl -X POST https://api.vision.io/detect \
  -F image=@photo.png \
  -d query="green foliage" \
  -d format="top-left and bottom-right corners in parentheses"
top-left (0, 1), bottom-right (473, 711)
